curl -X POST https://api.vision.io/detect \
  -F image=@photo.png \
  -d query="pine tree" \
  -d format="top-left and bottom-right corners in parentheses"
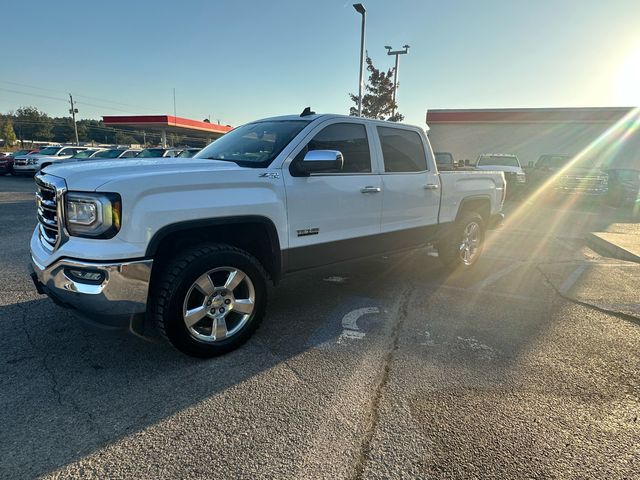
top-left (1, 118), bottom-right (18, 146)
top-left (349, 55), bottom-right (404, 122)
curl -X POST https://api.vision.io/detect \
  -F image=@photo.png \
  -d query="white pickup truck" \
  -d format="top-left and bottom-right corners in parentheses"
top-left (29, 112), bottom-right (505, 357)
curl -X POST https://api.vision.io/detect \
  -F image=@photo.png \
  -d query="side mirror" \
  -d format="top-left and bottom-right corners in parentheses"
top-left (528, 161), bottom-right (534, 168)
top-left (296, 150), bottom-right (344, 175)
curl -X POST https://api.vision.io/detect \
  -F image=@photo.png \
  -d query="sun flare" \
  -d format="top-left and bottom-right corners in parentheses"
top-left (615, 45), bottom-right (640, 105)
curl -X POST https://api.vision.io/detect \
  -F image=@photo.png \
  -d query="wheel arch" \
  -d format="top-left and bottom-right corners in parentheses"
top-left (147, 216), bottom-right (283, 284)
top-left (456, 195), bottom-right (491, 224)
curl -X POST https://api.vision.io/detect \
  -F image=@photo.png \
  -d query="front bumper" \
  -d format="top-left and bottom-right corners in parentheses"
top-left (13, 165), bottom-right (38, 175)
top-left (30, 255), bottom-right (153, 326)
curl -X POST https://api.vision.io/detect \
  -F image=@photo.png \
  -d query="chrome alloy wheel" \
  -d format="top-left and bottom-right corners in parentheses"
top-left (459, 221), bottom-right (481, 266)
top-left (182, 267), bottom-right (255, 343)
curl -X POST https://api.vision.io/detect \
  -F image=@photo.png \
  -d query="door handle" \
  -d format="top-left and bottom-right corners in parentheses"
top-left (360, 186), bottom-right (382, 194)
top-left (423, 183), bottom-right (439, 190)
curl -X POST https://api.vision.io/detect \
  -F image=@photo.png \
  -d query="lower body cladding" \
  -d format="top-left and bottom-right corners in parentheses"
top-left (29, 256), bottom-right (153, 328)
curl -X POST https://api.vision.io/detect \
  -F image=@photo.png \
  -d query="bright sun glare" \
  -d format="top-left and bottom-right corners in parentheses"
top-left (616, 46), bottom-right (640, 105)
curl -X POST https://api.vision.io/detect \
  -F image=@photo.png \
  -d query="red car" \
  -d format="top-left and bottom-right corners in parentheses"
top-left (0, 149), bottom-right (39, 175)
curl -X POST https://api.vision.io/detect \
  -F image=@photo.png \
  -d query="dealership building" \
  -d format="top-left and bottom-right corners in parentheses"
top-left (426, 107), bottom-right (639, 168)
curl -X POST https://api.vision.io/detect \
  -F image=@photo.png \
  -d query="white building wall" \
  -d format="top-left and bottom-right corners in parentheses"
top-left (427, 122), bottom-right (613, 166)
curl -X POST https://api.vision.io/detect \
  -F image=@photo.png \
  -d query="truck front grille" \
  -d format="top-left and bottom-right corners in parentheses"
top-left (557, 175), bottom-right (608, 194)
top-left (35, 173), bottom-right (66, 251)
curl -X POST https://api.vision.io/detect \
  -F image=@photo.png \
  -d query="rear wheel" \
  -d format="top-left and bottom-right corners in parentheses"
top-left (152, 243), bottom-right (268, 357)
top-left (437, 212), bottom-right (485, 270)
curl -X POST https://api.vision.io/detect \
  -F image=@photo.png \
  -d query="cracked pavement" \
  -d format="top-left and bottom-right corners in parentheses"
top-left (1, 176), bottom-right (639, 479)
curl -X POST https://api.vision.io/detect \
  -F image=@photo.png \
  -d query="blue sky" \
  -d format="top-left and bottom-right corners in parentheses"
top-left (2, 0), bottom-right (640, 127)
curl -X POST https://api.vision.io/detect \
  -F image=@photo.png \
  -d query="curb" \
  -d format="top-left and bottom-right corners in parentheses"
top-left (587, 232), bottom-right (640, 264)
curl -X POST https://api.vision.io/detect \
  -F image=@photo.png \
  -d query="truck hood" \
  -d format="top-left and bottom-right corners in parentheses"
top-left (475, 165), bottom-right (523, 174)
top-left (42, 158), bottom-right (244, 191)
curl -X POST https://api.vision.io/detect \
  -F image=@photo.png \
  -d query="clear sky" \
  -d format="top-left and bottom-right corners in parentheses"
top-left (2, 0), bottom-right (640, 127)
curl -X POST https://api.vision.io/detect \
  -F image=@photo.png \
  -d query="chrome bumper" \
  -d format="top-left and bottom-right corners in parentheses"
top-left (30, 256), bottom-right (153, 325)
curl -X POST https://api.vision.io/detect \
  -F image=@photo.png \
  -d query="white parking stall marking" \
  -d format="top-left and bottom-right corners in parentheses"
top-left (337, 307), bottom-right (380, 344)
top-left (470, 261), bottom-right (523, 291)
top-left (559, 264), bottom-right (588, 294)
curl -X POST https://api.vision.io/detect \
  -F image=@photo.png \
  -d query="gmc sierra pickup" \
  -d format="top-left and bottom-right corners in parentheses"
top-left (29, 112), bottom-right (505, 357)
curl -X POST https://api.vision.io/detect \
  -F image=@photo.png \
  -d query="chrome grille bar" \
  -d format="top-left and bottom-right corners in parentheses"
top-left (34, 173), bottom-right (67, 252)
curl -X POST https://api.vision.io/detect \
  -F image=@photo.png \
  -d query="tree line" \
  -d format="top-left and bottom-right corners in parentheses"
top-left (0, 107), bottom-right (173, 147)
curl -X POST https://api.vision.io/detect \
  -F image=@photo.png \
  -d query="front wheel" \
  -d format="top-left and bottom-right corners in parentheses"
top-left (152, 243), bottom-right (268, 357)
top-left (437, 212), bottom-right (485, 270)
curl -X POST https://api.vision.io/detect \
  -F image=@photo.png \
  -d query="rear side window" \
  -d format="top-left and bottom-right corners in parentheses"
top-left (377, 127), bottom-right (427, 172)
top-left (304, 123), bottom-right (371, 173)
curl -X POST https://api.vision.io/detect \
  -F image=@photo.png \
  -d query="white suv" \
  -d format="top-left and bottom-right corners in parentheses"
top-left (13, 146), bottom-right (89, 175)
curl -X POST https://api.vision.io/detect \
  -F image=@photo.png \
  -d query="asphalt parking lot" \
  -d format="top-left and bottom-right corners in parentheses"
top-left (1, 175), bottom-right (639, 479)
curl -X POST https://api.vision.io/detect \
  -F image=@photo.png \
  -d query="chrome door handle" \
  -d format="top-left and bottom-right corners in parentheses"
top-left (423, 183), bottom-right (439, 190)
top-left (360, 186), bottom-right (382, 193)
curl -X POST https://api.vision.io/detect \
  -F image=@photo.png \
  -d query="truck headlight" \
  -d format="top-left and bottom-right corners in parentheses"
top-left (65, 192), bottom-right (121, 238)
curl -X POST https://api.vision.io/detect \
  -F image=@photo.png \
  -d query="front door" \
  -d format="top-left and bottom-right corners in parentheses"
top-left (283, 120), bottom-right (383, 271)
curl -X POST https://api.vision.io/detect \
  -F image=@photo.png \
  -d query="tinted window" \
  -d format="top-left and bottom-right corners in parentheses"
top-left (303, 123), bottom-right (371, 173)
top-left (377, 127), bottom-right (427, 172)
top-left (138, 148), bottom-right (166, 158)
top-left (477, 155), bottom-right (520, 167)
top-left (435, 152), bottom-right (453, 165)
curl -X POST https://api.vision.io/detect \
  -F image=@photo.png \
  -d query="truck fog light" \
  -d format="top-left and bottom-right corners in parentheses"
top-left (64, 268), bottom-right (106, 284)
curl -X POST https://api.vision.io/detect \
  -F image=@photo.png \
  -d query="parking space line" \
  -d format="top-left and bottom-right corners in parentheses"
top-left (559, 265), bottom-right (588, 294)
top-left (470, 262), bottom-right (524, 291)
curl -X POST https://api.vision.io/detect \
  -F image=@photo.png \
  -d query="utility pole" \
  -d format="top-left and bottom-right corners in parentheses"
top-left (353, 4), bottom-right (366, 117)
top-left (173, 88), bottom-right (177, 119)
top-left (384, 45), bottom-right (410, 117)
top-left (69, 94), bottom-right (79, 145)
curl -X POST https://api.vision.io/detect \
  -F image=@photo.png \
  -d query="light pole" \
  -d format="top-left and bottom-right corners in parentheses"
top-left (68, 94), bottom-right (79, 145)
top-left (353, 3), bottom-right (366, 117)
top-left (385, 44), bottom-right (410, 117)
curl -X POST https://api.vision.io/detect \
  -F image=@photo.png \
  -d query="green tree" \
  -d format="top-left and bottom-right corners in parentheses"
top-left (1, 118), bottom-right (18, 146)
top-left (349, 55), bottom-right (404, 122)
top-left (13, 106), bottom-right (54, 141)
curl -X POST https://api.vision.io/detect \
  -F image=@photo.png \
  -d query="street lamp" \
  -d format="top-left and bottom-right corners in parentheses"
top-left (353, 3), bottom-right (366, 117)
top-left (385, 44), bottom-right (410, 117)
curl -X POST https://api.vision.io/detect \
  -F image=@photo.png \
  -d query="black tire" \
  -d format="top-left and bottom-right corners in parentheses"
top-left (152, 243), bottom-right (268, 358)
top-left (437, 211), bottom-right (485, 270)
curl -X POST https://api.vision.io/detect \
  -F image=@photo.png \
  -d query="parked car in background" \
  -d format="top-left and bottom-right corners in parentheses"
top-left (434, 152), bottom-right (474, 171)
top-left (605, 167), bottom-right (640, 208)
top-left (137, 147), bottom-right (183, 158)
top-left (475, 154), bottom-right (526, 197)
top-left (435, 152), bottom-right (455, 170)
top-left (524, 154), bottom-right (608, 199)
top-left (39, 148), bottom-right (103, 170)
top-left (177, 148), bottom-right (201, 158)
top-left (0, 149), bottom-right (39, 175)
top-left (91, 148), bottom-right (141, 159)
top-left (13, 145), bottom-right (89, 175)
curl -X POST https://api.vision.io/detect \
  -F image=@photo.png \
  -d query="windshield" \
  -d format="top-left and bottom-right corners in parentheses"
top-left (12, 150), bottom-right (30, 156)
top-left (195, 120), bottom-right (310, 167)
top-left (538, 155), bottom-right (597, 169)
top-left (137, 148), bottom-right (166, 158)
top-left (178, 149), bottom-right (199, 158)
top-left (72, 150), bottom-right (96, 158)
top-left (93, 149), bottom-right (124, 159)
top-left (477, 155), bottom-right (520, 167)
top-left (37, 147), bottom-right (61, 155)
top-left (435, 152), bottom-right (454, 165)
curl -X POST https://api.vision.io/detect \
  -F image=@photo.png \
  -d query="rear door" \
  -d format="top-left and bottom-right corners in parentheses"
top-left (375, 126), bottom-right (441, 246)
top-left (283, 119), bottom-right (383, 270)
